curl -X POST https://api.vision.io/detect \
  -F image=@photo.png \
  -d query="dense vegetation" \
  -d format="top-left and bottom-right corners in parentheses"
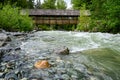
top-left (0, 4), bottom-right (33, 32)
top-left (0, 0), bottom-right (67, 9)
top-left (37, 0), bottom-right (67, 9)
top-left (72, 0), bottom-right (120, 33)
top-left (0, 0), bottom-right (34, 8)
top-left (0, 0), bottom-right (120, 33)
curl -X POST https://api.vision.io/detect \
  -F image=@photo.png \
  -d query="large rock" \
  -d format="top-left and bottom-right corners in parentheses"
top-left (0, 33), bottom-right (11, 47)
top-left (54, 47), bottom-right (70, 55)
top-left (34, 60), bottom-right (50, 69)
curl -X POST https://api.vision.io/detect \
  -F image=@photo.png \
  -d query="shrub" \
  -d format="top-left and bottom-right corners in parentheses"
top-left (18, 15), bottom-right (33, 32)
top-left (0, 4), bottom-right (33, 32)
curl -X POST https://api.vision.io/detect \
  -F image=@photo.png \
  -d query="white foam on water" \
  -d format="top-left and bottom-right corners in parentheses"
top-left (20, 31), bottom-right (120, 54)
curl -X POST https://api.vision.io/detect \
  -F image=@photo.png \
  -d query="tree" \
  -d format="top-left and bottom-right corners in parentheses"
top-left (41, 0), bottom-right (56, 9)
top-left (0, 0), bottom-right (8, 5)
top-left (72, 0), bottom-right (120, 33)
top-left (16, 0), bottom-right (28, 8)
top-left (0, 0), bottom-right (34, 8)
top-left (56, 0), bottom-right (66, 9)
top-left (71, 0), bottom-right (91, 10)
top-left (90, 0), bottom-right (120, 33)
top-left (35, 0), bottom-right (41, 9)
top-left (27, 0), bottom-right (34, 9)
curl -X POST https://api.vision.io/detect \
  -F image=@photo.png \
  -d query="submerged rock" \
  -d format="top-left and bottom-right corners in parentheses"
top-left (0, 72), bottom-right (5, 78)
top-left (2, 54), bottom-right (20, 62)
top-left (0, 47), bottom-right (12, 60)
top-left (0, 47), bottom-right (21, 59)
top-left (20, 78), bottom-right (28, 80)
top-left (0, 50), bottom-right (3, 59)
top-left (28, 75), bottom-right (43, 80)
top-left (0, 47), bottom-right (12, 53)
top-left (8, 32), bottom-right (27, 37)
top-left (34, 60), bottom-right (50, 69)
top-left (4, 72), bottom-right (18, 80)
top-left (0, 33), bottom-right (11, 47)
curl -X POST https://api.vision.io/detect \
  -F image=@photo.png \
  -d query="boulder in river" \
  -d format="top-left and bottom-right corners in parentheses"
top-left (54, 47), bottom-right (69, 55)
top-left (34, 60), bottom-right (50, 69)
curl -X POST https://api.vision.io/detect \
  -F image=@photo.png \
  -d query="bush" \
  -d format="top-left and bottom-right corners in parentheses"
top-left (18, 15), bottom-right (33, 32)
top-left (0, 4), bottom-right (33, 32)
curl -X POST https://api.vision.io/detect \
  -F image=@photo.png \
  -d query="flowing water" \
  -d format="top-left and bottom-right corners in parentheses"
top-left (19, 31), bottom-right (120, 80)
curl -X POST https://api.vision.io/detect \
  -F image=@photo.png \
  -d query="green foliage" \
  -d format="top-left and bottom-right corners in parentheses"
top-left (0, 5), bottom-right (19, 31)
top-left (41, 0), bottom-right (67, 9)
top-left (90, 0), bottom-right (105, 19)
top-left (41, 0), bottom-right (56, 9)
top-left (15, 0), bottom-right (28, 8)
top-left (72, 0), bottom-right (120, 33)
top-left (27, 0), bottom-right (34, 9)
top-left (36, 24), bottom-right (76, 31)
top-left (18, 15), bottom-right (33, 32)
top-left (0, 0), bottom-right (34, 8)
top-left (90, 0), bottom-right (120, 33)
top-left (71, 0), bottom-right (91, 9)
top-left (0, 3), bottom-right (2, 9)
top-left (0, 4), bottom-right (33, 32)
top-left (103, 0), bottom-right (120, 33)
top-left (76, 4), bottom-right (91, 31)
top-left (72, 25), bottom-right (76, 31)
top-left (37, 25), bottom-right (52, 30)
top-left (56, 0), bottom-right (67, 9)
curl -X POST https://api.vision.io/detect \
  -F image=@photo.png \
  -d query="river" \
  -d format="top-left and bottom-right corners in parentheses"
top-left (20, 31), bottom-right (120, 80)
top-left (1, 31), bottom-right (120, 80)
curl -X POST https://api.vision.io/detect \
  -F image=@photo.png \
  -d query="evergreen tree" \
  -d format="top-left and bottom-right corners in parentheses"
top-left (16, 0), bottom-right (28, 8)
top-left (71, 0), bottom-right (91, 9)
top-left (27, 0), bottom-right (34, 9)
top-left (72, 0), bottom-right (120, 33)
top-left (90, 0), bottom-right (120, 33)
top-left (0, 0), bottom-right (7, 5)
top-left (35, 0), bottom-right (41, 9)
top-left (41, 0), bottom-right (56, 9)
top-left (0, 0), bottom-right (34, 8)
top-left (56, 0), bottom-right (66, 9)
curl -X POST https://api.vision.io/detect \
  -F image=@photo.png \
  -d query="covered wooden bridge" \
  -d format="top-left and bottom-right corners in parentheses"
top-left (27, 9), bottom-right (80, 25)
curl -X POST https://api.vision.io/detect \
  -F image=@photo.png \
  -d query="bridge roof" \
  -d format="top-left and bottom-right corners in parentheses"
top-left (21, 9), bottom-right (80, 16)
